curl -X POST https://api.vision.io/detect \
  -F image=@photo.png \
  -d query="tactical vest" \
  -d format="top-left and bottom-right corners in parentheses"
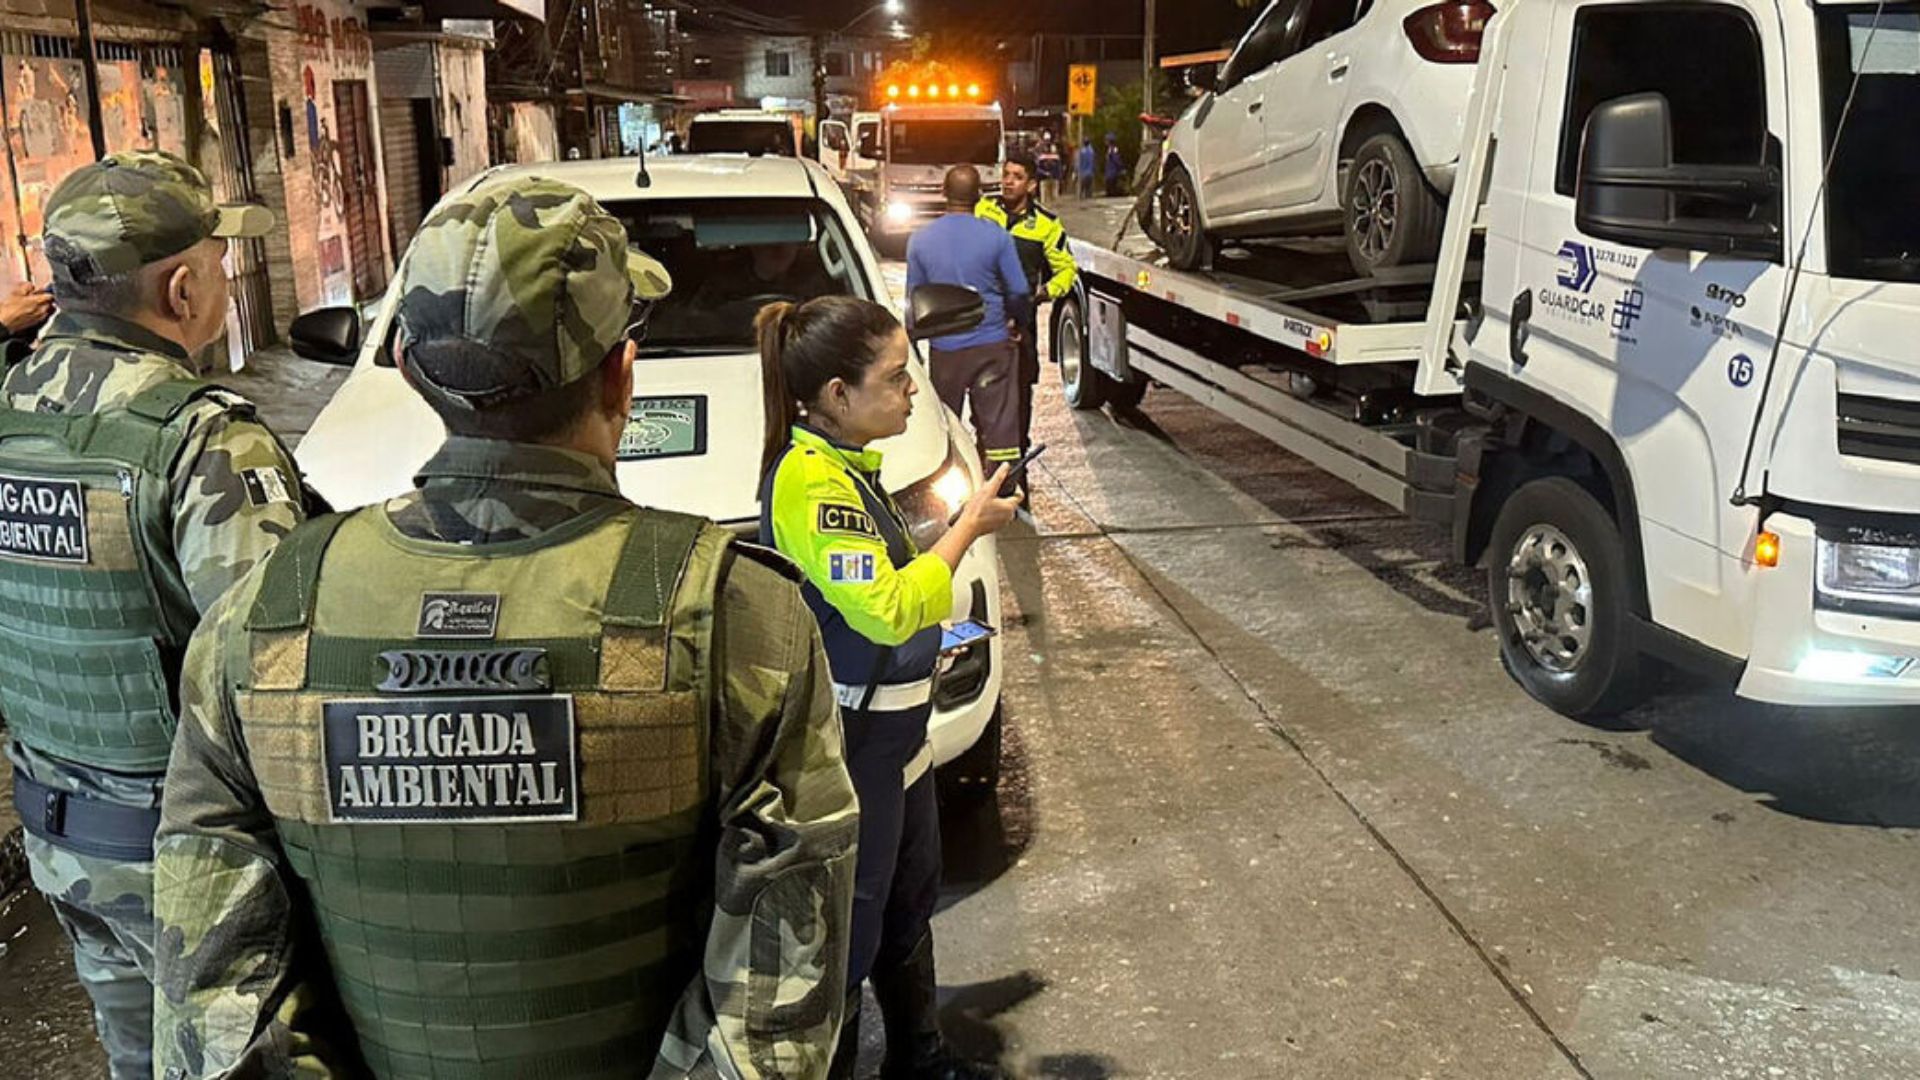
top-left (0, 378), bottom-right (215, 772)
top-left (235, 502), bottom-right (730, 1079)
top-left (759, 443), bottom-right (942, 698)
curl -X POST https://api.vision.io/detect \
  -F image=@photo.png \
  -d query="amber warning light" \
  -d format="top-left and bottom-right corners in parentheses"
top-left (883, 83), bottom-right (987, 101)
top-left (1755, 530), bottom-right (1781, 568)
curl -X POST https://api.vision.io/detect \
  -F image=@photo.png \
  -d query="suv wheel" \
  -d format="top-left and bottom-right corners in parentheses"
top-left (1343, 133), bottom-right (1445, 276)
top-left (1158, 164), bottom-right (1214, 271)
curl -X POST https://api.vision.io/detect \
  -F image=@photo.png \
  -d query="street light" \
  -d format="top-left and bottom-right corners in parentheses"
top-left (839, 1), bottom-right (905, 35)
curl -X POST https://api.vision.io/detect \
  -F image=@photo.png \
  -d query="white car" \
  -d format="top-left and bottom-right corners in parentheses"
top-left (1159, 0), bottom-right (1493, 274)
top-left (290, 156), bottom-right (1007, 793)
top-left (685, 110), bottom-right (802, 157)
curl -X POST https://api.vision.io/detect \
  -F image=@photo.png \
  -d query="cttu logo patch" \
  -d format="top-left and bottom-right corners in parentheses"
top-left (417, 592), bottom-right (501, 639)
top-left (816, 502), bottom-right (880, 541)
top-left (321, 694), bottom-right (578, 823)
top-left (0, 473), bottom-right (88, 564)
top-left (828, 550), bottom-right (877, 584)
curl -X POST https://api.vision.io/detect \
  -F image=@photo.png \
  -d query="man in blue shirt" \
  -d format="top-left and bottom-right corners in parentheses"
top-left (906, 164), bottom-right (1031, 474)
top-left (1076, 137), bottom-right (1096, 199)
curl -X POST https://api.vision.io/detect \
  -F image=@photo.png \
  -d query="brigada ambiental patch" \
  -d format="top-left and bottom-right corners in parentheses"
top-left (417, 592), bottom-right (501, 639)
top-left (0, 473), bottom-right (88, 563)
top-left (322, 695), bottom-right (579, 823)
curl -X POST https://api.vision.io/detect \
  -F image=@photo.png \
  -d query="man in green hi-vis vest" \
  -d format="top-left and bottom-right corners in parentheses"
top-left (153, 175), bottom-right (860, 1080)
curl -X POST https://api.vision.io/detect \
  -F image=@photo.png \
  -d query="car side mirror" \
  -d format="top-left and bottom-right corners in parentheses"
top-left (289, 307), bottom-right (361, 366)
top-left (907, 284), bottom-right (984, 342)
top-left (1189, 64), bottom-right (1218, 94)
top-left (1575, 92), bottom-right (1782, 261)
top-left (859, 131), bottom-right (879, 158)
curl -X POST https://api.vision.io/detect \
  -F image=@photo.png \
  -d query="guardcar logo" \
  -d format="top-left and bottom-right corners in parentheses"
top-left (417, 592), bottom-right (502, 639)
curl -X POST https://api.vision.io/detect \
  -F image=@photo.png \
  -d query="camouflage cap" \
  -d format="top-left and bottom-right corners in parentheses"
top-left (394, 175), bottom-right (672, 406)
top-left (44, 150), bottom-right (273, 285)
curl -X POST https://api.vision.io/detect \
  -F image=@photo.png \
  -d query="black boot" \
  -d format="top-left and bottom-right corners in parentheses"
top-left (827, 986), bottom-right (863, 1080)
top-left (872, 934), bottom-right (1005, 1080)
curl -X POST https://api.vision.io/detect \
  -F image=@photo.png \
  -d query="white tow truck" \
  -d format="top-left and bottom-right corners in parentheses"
top-left (853, 97), bottom-right (1005, 254)
top-left (1057, 0), bottom-right (1920, 717)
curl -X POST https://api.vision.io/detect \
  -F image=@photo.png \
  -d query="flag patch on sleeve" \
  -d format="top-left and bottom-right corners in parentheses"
top-left (828, 551), bottom-right (877, 584)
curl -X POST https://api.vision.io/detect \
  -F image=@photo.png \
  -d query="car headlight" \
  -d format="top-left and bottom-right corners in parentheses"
top-left (885, 200), bottom-right (915, 224)
top-left (894, 445), bottom-right (972, 551)
top-left (1816, 529), bottom-right (1920, 615)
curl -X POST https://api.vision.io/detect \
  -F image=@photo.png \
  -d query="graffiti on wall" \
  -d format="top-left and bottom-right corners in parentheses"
top-left (280, 0), bottom-right (378, 307)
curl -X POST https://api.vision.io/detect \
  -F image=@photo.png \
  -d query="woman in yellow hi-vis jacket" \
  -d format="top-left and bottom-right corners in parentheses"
top-left (756, 296), bottom-right (1019, 1079)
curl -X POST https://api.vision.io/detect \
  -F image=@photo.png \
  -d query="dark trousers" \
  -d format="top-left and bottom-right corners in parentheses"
top-left (930, 339), bottom-right (1024, 469)
top-left (844, 702), bottom-right (942, 987)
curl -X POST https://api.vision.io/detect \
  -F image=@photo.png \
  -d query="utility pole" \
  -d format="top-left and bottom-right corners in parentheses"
top-left (1143, 0), bottom-right (1156, 118)
top-left (73, 0), bottom-right (108, 160)
top-left (812, 33), bottom-right (829, 144)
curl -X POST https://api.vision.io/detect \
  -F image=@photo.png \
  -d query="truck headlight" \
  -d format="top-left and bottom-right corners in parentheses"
top-left (894, 446), bottom-right (972, 551)
top-left (1816, 530), bottom-right (1920, 615)
top-left (885, 200), bottom-right (915, 224)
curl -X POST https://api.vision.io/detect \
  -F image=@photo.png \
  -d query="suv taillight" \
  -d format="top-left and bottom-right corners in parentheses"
top-left (1404, 1), bottom-right (1495, 63)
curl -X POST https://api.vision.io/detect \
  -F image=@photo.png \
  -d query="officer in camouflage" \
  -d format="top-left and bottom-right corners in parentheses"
top-left (0, 150), bottom-right (294, 1079)
top-left (153, 175), bottom-right (861, 1079)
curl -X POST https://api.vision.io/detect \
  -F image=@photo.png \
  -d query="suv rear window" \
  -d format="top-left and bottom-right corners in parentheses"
top-left (687, 120), bottom-right (795, 156)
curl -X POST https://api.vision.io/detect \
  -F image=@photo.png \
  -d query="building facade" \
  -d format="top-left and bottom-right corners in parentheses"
top-left (0, 0), bottom-right (521, 365)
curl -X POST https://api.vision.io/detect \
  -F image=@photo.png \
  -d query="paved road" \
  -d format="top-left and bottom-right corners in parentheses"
top-left (7, 201), bottom-right (1920, 1078)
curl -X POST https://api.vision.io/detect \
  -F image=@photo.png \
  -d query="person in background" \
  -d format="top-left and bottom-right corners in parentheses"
top-left (152, 176), bottom-right (859, 1079)
top-left (758, 295), bottom-right (1020, 1079)
top-left (976, 150), bottom-right (1077, 497)
top-left (1076, 136), bottom-right (1096, 199)
top-left (906, 165), bottom-right (1031, 476)
top-left (1104, 133), bottom-right (1126, 197)
top-left (1036, 133), bottom-right (1063, 205)
top-left (0, 150), bottom-right (292, 1079)
top-left (0, 280), bottom-right (54, 364)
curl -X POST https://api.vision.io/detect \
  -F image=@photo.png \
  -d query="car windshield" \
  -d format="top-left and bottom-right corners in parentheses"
top-left (1816, 5), bottom-right (1920, 282)
top-left (615, 197), bottom-right (868, 352)
top-left (687, 120), bottom-right (795, 156)
top-left (889, 119), bottom-right (1001, 165)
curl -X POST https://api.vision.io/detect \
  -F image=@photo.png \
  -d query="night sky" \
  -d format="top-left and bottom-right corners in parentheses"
top-left (718, 0), bottom-right (1258, 54)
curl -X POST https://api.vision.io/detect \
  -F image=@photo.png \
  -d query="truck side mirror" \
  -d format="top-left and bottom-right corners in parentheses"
top-left (907, 284), bottom-right (985, 342)
top-left (1575, 92), bottom-right (1782, 261)
top-left (289, 307), bottom-right (361, 366)
top-left (859, 130), bottom-right (879, 158)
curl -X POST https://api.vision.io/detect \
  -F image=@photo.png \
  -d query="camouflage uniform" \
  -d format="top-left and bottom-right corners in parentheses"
top-left (154, 177), bottom-right (860, 1079)
top-left (0, 151), bottom-right (286, 1080)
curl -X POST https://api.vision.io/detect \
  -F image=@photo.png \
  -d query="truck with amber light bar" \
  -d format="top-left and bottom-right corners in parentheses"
top-left (847, 62), bottom-right (1003, 253)
top-left (1057, 0), bottom-right (1920, 720)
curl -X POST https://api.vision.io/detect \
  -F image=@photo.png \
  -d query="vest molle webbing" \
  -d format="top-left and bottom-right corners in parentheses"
top-left (236, 503), bottom-right (731, 1079)
top-left (0, 377), bottom-right (217, 771)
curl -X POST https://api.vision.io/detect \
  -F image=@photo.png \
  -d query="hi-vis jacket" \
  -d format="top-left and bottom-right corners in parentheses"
top-left (760, 425), bottom-right (950, 710)
top-left (975, 195), bottom-right (1077, 303)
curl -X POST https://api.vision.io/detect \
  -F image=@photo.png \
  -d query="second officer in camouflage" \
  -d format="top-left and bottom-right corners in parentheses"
top-left (0, 150), bottom-right (291, 1079)
top-left (154, 176), bottom-right (861, 1079)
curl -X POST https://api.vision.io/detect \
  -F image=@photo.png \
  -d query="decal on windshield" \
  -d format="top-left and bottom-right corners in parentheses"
top-left (619, 395), bottom-right (708, 461)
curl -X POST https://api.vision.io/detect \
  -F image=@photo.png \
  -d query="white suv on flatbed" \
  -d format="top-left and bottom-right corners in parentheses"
top-left (291, 156), bottom-right (1008, 792)
top-left (1160, 0), bottom-right (1493, 275)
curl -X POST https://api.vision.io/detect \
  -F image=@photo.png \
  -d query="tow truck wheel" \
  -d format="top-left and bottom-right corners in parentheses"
top-left (1343, 133), bottom-right (1445, 277)
top-left (1054, 293), bottom-right (1105, 410)
top-left (1106, 374), bottom-right (1149, 410)
top-left (1159, 164), bottom-right (1214, 271)
top-left (1488, 478), bottom-right (1651, 722)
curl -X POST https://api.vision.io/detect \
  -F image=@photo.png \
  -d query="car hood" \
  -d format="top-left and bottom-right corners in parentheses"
top-left (296, 350), bottom-right (957, 523)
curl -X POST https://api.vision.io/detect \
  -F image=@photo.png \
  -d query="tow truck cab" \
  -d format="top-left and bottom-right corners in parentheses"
top-left (1066, 0), bottom-right (1920, 715)
top-left (858, 100), bottom-right (1004, 250)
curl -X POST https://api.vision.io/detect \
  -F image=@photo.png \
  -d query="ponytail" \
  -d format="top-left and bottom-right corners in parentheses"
top-left (756, 301), bottom-right (800, 477)
top-left (754, 296), bottom-right (903, 478)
